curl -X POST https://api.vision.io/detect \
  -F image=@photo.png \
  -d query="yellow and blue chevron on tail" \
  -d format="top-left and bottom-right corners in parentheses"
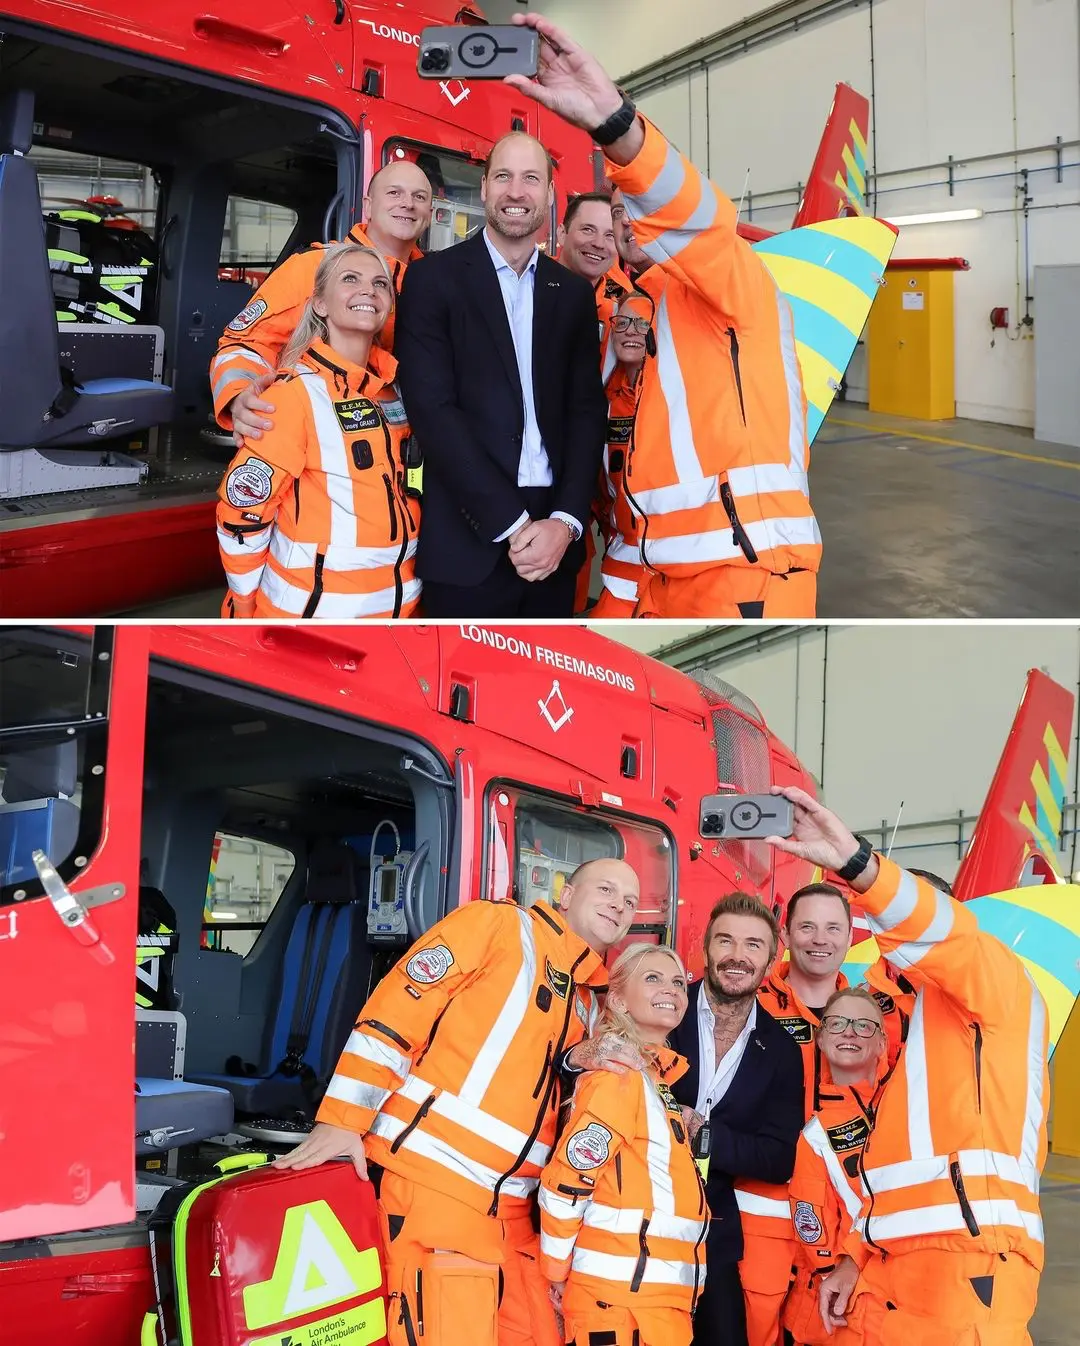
top-left (793, 83), bottom-right (871, 228)
top-left (753, 215), bottom-right (898, 443)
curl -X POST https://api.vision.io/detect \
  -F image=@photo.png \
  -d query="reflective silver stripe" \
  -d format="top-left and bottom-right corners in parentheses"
top-left (867, 868), bottom-right (921, 934)
top-left (370, 1112), bottom-right (538, 1199)
top-left (641, 187), bottom-right (720, 265)
top-left (775, 288), bottom-right (809, 475)
top-left (734, 1188), bottom-right (792, 1220)
top-left (602, 339), bottom-right (618, 385)
top-left (643, 1077), bottom-right (676, 1215)
top-left (459, 907), bottom-right (537, 1107)
top-left (221, 563), bottom-right (265, 597)
top-left (259, 566), bottom-right (419, 616)
top-left (654, 289), bottom-right (704, 485)
top-left (342, 1029), bottom-right (412, 1081)
top-left (217, 525), bottom-right (270, 557)
top-left (633, 464), bottom-right (812, 516)
top-left (641, 514), bottom-right (821, 565)
top-left (606, 535), bottom-right (643, 565)
top-left (540, 1187), bottom-right (587, 1224)
top-left (624, 139), bottom-right (688, 222)
top-left (322, 1076), bottom-right (392, 1114)
top-left (728, 462), bottom-right (810, 500)
top-left (601, 572), bottom-right (640, 602)
top-left (397, 1073), bottom-right (550, 1169)
top-left (212, 365), bottom-right (268, 402)
top-left (211, 348), bottom-right (272, 373)
top-left (903, 990), bottom-right (935, 1160)
top-left (802, 1117), bottom-right (864, 1226)
top-left (299, 372), bottom-right (357, 546)
top-left (269, 531), bottom-right (418, 572)
top-left (1021, 971), bottom-right (1047, 1186)
top-left (584, 1204), bottom-right (706, 1243)
top-left (867, 1200), bottom-right (1043, 1243)
top-left (888, 890), bottom-right (955, 970)
top-left (540, 1231), bottom-right (577, 1262)
top-left (570, 1248), bottom-right (697, 1286)
top-left (863, 1150), bottom-right (1040, 1196)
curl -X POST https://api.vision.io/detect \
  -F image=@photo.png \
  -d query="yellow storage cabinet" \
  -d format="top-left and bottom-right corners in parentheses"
top-left (868, 267), bottom-right (956, 420)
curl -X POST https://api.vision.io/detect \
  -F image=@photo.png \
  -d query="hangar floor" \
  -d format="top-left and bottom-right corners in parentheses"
top-left (118, 403), bottom-right (1080, 620)
top-left (1035, 1152), bottom-right (1080, 1346)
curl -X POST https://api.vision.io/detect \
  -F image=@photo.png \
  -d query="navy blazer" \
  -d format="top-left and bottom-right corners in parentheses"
top-left (395, 228), bottom-right (607, 587)
top-left (670, 979), bottom-right (804, 1263)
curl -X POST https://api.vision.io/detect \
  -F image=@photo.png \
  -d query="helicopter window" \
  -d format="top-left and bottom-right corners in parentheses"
top-left (201, 831), bottom-right (297, 956)
top-left (383, 140), bottom-right (486, 252)
top-left (219, 195), bottom-right (299, 287)
top-left (484, 785), bottom-right (676, 953)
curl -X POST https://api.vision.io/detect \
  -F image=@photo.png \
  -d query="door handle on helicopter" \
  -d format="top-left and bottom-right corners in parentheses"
top-left (31, 850), bottom-right (120, 966)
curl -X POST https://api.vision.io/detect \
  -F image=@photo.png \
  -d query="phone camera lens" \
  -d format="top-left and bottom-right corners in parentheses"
top-left (702, 812), bottom-right (722, 836)
top-left (421, 45), bottom-right (451, 73)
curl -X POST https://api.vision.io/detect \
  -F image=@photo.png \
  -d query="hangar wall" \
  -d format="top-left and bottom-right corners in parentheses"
top-left (491, 0), bottom-right (1080, 428)
top-left (614, 624), bottom-right (1080, 882)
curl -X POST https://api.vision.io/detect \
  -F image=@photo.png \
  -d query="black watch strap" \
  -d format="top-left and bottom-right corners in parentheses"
top-left (590, 94), bottom-right (638, 147)
top-left (835, 835), bottom-right (874, 883)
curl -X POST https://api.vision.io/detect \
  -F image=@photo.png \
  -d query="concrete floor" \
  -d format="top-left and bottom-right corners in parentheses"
top-left (116, 402), bottom-right (1080, 620)
top-left (1033, 1151), bottom-right (1080, 1346)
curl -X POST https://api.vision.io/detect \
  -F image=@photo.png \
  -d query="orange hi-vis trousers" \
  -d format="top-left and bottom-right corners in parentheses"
top-left (738, 1232), bottom-right (794, 1346)
top-left (855, 1247), bottom-right (1040, 1346)
top-left (635, 566), bottom-right (817, 619)
top-left (562, 1288), bottom-right (693, 1346)
top-left (376, 1171), bottom-right (560, 1346)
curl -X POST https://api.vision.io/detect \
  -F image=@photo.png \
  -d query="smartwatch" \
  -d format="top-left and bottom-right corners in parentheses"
top-left (835, 835), bottom-right (875, 883)
top-left (590, 94), bottom-right (638, 148)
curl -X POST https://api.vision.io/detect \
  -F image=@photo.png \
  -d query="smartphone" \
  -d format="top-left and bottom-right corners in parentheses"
top-left (417, 25), bottom-right (539, 81)
top-left (700, 793), bottom-right (794, 840)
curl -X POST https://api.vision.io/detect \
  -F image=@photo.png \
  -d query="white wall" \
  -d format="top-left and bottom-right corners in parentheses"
top-left (605, 623), bottom-right (1080, 881)
top-left (491, 0), bottom-right (1080, 429)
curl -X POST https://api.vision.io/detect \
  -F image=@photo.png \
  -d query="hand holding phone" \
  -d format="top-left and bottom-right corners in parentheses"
top-left (699, 793), bottom-right (795, 840)
top-left (417, 26), bottom-right (539, 81)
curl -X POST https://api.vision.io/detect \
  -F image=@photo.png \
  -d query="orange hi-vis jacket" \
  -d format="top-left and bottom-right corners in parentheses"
top-left (215, 339), bottom-right (420, 619)
top-left (733, 964), bottom-right (852, 1247)
top-left (784, 1068), bottom-right (886, 1346)
top-left (539, 1048), bottom-right (708, 1316)
top-left (593, 363), bottom-right (646, 616)
top-left (862, 954), bottom-right (913, 1071)
top-left (847, 858), bottom-right (1049, 1269)
top-left (597, 264), bottom-right (636, 376)
top-left (317, 899), bottom-right (608, 1220)
top-left (605, 119), bottom-right (820, 584)
top-left (210, 224), bottom-right (421, 430)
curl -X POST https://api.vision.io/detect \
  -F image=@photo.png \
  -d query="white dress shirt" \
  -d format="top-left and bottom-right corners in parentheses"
top-left (694, 987), bottom-right (758, 1117)
top-left (482, 229), bottom-right (581, 543)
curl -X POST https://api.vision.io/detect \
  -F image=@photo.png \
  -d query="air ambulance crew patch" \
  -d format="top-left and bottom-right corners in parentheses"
top-left (566, 1123), bottom-right (613, 1171)
top-left (545, 959), bottom-right (571, 999)
top-left (608, 417), bottom-right (634, 446)
top-left (225, 457), bottom-right (274, 508)
top-left (870, 990), bottom-right (895, 1014)
top-left (776, 1016), bottom-right (815, 1046)
top-left (226, 298), bottom-right (268, 332)
top-left (405, 944), bottom-right (454, 985)
top-left (793, 1200), bottom-right (824, 1244)
top-left (334, 397), bottom-right (384, 434)
top-left (826, 1116), bottom-right (870, 1153)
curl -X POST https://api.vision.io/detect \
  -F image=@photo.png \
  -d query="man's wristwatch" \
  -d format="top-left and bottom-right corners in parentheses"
top-left (590, 93), bottom-right (638, 147)
top-left (834, 835), bottom-right (875, 883)
top-left (558, 518), bottom-right (581, 542)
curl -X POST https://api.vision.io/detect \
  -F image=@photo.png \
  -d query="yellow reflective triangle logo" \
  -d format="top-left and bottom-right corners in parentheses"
top-left (243, 1200), bottom-right (381, 1330)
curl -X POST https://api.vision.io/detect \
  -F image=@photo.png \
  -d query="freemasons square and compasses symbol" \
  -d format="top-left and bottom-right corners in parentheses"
top-left (538, 680), bottom-right (574, 732)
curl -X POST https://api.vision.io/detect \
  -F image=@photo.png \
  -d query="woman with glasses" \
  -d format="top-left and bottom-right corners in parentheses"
top-left (589, 291), bottom-right (656, 617)
top-left (783, 986), bottom-right (888, 1345)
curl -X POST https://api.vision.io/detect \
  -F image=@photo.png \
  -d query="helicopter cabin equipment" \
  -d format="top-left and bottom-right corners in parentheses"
top-left (367, 819), bottom-right (411, 946)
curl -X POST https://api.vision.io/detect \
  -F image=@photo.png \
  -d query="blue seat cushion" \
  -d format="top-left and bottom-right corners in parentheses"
top-left (80, 376), bottom-right (170, 395)
top-left (135, 1077), bottom-right (234, 1154)
top-left (188, 1072), bottom-right (307, 1118)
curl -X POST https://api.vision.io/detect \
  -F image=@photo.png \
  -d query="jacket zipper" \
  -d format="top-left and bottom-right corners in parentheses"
top-left (222, 520), bottom-right (267, 544)
top-left (629, 1215), bottom-right (651, 1293)
top-left (727, 326), bottom-right (747, 424)
top-left (390, 1094), bottom-right (435, 1155)
top-left (293, 477), bottom-right (301, 523)
top-left (532, 1041), bottom-right (553, 1100)
top-left (383, 474), bottom-right (399, 543)
top-left (488, 947), bottom-right (591, 1216)
top-left (397, 1291), bottom-right (419, 1346)
top-left (381, 421), bottom-right (408, 618)
top-left (856, 1135), bottom-right (886, 1259)
top-left (971, 1023), bottom-right (983, 1112)
top-left (614, 1152), bottom-right (623, 1194)
top-left (950, 1157), bottom-right (982, 1236)
top-left (719, 480), bottom-right (759, 564)
top-left (623, 418), bottom-right (657, 577)
top-left (301, 552), bottom-right (325, 618)
top-left (691, 1180), bottom-right (708, 1313)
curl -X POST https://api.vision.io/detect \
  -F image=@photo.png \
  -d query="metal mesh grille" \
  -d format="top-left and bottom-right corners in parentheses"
top-left (708, 703), bottom-right (772, 888)
top-left (689, 668), bottom-right (765, 725)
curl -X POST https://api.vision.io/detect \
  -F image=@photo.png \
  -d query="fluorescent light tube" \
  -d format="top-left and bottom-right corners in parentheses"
top-left (885, 209), bottom-right (984, 226)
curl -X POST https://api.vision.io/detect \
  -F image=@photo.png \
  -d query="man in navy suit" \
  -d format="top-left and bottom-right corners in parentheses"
top-left (395, 132), bottom-right (607, 617)
top-left (670, 892), bottom-right (805, 1346)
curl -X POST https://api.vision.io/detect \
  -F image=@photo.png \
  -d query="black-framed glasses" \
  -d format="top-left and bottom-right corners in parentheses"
top-left (821, 1015), bottom-right (881, 1038)
top-left (611, 315), bottom-right (651, 335)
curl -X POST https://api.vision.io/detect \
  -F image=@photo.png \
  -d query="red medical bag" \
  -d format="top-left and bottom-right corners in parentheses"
top-left (145, 1153), bottom-right (387, 1346)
